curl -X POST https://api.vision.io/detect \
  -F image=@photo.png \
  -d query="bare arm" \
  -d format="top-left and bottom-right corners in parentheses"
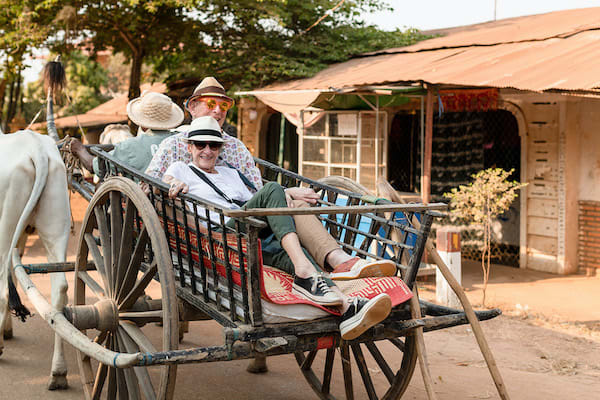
top-left (69, 139), bottom-right (95, 173)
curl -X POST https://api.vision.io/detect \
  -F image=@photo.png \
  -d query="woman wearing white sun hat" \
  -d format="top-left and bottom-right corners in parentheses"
top-left (71, 91), bottom-right (184, 176)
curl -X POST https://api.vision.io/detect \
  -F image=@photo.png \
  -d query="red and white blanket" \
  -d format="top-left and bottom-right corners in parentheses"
top-left (165, 220), bottom-right (413, 316)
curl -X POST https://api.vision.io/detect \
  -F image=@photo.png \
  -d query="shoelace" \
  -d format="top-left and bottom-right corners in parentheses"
top-left (349, 297), bottom-right (359, 313)
top-left (311, 273), bottom-right (332, 294)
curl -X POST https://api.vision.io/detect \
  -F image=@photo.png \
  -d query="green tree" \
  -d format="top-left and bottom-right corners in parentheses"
top-left (0, 0), bottom-right (58, 129)
top-left (444, 168), bottom-right (527, 307)
top-left (44, 0), bottom-right (198, 101)
top-left (155, 0), bottom-right (430, 90)
top-left (41, 1), bottom-right (429, 101)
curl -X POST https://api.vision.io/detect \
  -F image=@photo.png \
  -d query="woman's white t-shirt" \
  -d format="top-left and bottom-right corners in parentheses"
top-left (164, 161), bottom-right (253, 224)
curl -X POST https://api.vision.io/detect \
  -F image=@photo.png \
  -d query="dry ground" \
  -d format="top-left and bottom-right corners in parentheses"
top-left (0, 193), bottom-right (598, 399)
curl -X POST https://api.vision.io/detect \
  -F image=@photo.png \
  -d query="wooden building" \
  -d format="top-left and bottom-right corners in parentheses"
top-left (236, 8), bottom-right (600, 276)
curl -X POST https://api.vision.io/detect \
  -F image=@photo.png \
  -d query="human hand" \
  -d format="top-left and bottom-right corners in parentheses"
top-left (285, 187), bottom-right (319, 204)
top-left (163, 176), bottom-right (189, 199)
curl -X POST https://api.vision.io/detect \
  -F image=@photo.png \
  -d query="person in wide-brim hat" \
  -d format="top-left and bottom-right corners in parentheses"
top-left (127, 91), bottom-right (184, 130)
top-left (185, 76), bottom-right (233, 107)
top-left (70, 91), bottom-right (184, 176)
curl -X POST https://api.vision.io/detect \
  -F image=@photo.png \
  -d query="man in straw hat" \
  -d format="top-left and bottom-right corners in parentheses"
top-left (145, 76), bottom-right (263, 191)
top-left (71, 91), bottom-right (184, 176)
top-left (164, 116), bottom-right (396, 341)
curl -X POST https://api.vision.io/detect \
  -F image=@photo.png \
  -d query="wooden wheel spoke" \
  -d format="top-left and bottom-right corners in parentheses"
top-left (119, 310), bottom-right (163, 324)
top-left (107, 336), bottom-right (117, 399)
top-left (110, 192), bottom-right (124, 294)
top-left (94, 330), bottom-right (109, 345)
top-left (117, 227), bottom-right (149, 303)
top-left (351, 344), bottom-right (378, 400)
top-left (119, 261), bottom-right (158, 311)
top-left (340, 345), bottom-right (354, 400)
top-left (91, 362), bottom-right (108, 400)
top-left (78, 271), bottom-right (106, 299)
top-left (365, 342), bottom-right (395, 384)
top-left (301, 350), bottom-right (318, 370)
top-left (322, 348), bottom-right (335, 395)
top-left (389, 338), bottom-right (405, 352)
top-left (95, 206), bottom-right (114, 297)
top-left (115, 329), bottom-right (142, 400)
top-left (118, 326), bottom-right (157, 400)
top-left (84, 233), bottom-right (110, 291)
top-left (112, 335), bottom-right (130, 400)
top-left (119, 321), bottom-right (157, 353)
top-left (115, 198), bottom-right (136, 296)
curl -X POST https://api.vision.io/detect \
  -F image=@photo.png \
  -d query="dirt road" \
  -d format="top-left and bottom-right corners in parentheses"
top-left (1, 194), bottom-right (598, 399)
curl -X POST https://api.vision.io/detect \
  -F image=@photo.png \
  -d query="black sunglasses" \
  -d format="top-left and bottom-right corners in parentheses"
top-left (192, 141), bottom-right (223, 150)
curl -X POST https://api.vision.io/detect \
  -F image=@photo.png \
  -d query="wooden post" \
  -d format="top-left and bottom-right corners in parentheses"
top-left (436, 228), bottom-right (462, 308)
top-left (423, 86), bottom-right (434, 203)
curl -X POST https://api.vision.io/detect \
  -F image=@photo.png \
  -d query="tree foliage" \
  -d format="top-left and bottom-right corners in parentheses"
top-left (0, 0), bottom-right (59, 128)
top-left (153, 0), bottom-right (430, 90)
top-left (444, 168), bottom-right (527, 306)
top-left (41, 0), bottom-right (429, 99)
top-left (44, 0), bottom-right (198, 100)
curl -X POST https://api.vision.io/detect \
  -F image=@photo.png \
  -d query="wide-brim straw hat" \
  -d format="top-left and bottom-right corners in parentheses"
top-left (127, 91), bottom-right (184, 130)
top-left (185, 116), bottom-right (224, 143)
top-left (186, 77), bottom-right (233, 105)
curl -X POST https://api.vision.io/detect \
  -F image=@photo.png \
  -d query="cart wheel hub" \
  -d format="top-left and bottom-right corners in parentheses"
top-left (64, 299), bottom-right (119, 332)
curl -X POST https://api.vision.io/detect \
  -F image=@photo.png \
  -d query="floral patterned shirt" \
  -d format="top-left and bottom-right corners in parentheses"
top-left (145, 131), bottom-right (263, 191)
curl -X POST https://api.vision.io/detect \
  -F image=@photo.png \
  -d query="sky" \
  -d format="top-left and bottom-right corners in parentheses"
top-left (363, 0), bottom-right (600, 31)
top-left (23, 1), bottom-right (600, 82)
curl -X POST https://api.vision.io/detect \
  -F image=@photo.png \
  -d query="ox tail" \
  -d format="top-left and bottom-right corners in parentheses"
top-left (8, 275), bottom-right (30, 321)
top-left (7, 133), bottom-right (50, 322)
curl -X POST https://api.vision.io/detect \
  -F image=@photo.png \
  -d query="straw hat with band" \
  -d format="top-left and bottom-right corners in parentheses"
top-left (185, 116), bottom-right (224, 143)
top-left (185, 77), bottom-right (233, 110)
top-left (127, 91), bottom-right (184, 130)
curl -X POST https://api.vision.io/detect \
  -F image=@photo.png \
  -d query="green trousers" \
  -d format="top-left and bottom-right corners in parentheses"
top-left (226, 182), bottom-right (325, 277)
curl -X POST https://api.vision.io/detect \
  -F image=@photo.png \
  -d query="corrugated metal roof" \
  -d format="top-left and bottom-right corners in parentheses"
top-left (261, 8), bottom-right (600, 94)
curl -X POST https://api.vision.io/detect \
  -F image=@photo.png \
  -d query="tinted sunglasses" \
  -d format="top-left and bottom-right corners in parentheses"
top-left (197, 98), bottom-right (234, 111)
top-left (192, 141), bottom-right (223, 150)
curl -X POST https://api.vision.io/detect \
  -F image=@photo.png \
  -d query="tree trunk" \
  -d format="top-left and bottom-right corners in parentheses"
top-left (5, 78), bottom-right (15, 131)
top-left (128, 52), bottom-right (143, 101)
top-left (0, 78), bottom-right (7, 129)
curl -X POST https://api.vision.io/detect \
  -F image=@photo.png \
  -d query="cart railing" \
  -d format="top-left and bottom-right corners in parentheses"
top-left (76, 148), bottom-right (446, 329)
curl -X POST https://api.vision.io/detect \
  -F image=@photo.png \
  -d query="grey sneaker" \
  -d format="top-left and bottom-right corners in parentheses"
top-left (339, 294), bottom-right (392, 340)
top-left (292, 273), bottom-right (343, 306)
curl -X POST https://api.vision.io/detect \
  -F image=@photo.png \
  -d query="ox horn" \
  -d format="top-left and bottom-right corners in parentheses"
top-left (43, 56), bottom-right (66, 142)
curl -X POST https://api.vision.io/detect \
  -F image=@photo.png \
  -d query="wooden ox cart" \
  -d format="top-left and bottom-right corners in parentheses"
top-left (13, 146), bottom-right (500, 399)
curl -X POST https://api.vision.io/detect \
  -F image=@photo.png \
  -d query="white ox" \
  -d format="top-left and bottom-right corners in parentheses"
top-left (0, 130), bottom-right (71, 390)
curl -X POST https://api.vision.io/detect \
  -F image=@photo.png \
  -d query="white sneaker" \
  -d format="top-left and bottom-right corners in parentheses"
top-left (329, 258), bottom-right (397, 280)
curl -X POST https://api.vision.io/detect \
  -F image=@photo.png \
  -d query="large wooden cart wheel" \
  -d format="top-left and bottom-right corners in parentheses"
top-left (295, 337), bottom-right (417, 400)
top-left (292, 176), bottom-right (418, 399)
top-left (74, 177), bottom-right (179, 399)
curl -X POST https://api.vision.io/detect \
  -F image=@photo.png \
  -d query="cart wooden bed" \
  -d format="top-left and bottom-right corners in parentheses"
top-left (15, 146), bottom-right (500, 400)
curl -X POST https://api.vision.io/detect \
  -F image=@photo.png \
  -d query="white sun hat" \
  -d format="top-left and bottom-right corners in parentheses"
top-left (127, 91), bottom-right (184, 130)
top-left (185, 116), bottom-right (224, 143)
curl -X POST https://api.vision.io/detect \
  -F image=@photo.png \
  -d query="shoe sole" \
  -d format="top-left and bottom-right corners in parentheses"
top-left (340, 294), bottom-right (392, 341)
top-left (330, 260), bottom-right (397, 280)
top-left (292, 285), bottom-right (344, 306)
